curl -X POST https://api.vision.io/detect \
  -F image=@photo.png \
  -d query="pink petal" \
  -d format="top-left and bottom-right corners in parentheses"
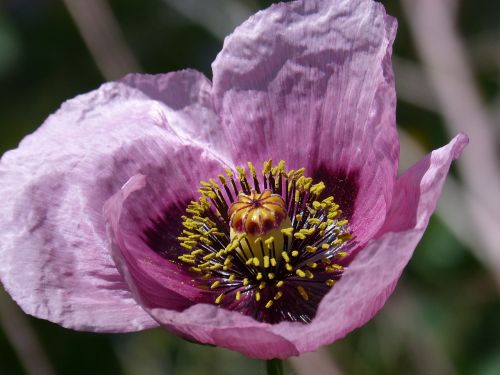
top-left (145, 133), bottom-right (468, 359)
top-left (0, 72), bottom-right (222, 332)
top-left (121, 70), bottom-right (229, 156)
top-left (103, 142), bottom-right (227, 311)
top-left (212, 0), bottom-right (399, 246)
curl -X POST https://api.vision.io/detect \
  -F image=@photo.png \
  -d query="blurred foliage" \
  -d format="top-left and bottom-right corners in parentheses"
top-left (0, 0), bottom-right (498, 374)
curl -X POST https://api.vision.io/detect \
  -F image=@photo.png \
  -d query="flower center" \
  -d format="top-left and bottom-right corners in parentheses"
top-left (177, 160), bottom-right (352, 323)
top-left (229, 190), bottom-right (292, 265)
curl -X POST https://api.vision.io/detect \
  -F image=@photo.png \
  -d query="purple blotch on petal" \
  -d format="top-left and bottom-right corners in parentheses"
top-left (311, 165), bottom-right (359, 220)
top-left (142, 198), bottom-right (192, 260)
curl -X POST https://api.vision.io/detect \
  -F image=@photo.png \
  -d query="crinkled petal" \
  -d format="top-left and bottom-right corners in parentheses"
top-left (145, 134), bottom-right (467, 359)
top-left (0, 73), bottom-right (220, 332)
top-left (103, 141), bottom-right (227, 311)
top-left (212, 0), bottom-right (399, 245)
top-left (121, 70), bottom-right (229, 158)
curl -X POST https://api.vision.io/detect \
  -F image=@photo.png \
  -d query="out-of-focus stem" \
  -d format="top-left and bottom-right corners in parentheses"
top-left (162, 0), bottom-right (256, 40)
top-left (62, 0), bottom-right (142, 80)
top-left (0, 288), bottom-right (55, 375)
top-left (266, 359), bottom-right (284, 375)
top-left (289, 348), bottom-right (343, 375)
top-left (402, 0), bottom-right (500, 286)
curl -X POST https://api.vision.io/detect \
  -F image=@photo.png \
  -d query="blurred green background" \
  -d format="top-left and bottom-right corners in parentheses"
top-left (0, 0), bottom-right (499, 374)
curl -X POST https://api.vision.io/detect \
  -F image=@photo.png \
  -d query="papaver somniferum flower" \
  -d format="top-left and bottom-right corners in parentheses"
top-left (0, 0), bottom-right (467, 359)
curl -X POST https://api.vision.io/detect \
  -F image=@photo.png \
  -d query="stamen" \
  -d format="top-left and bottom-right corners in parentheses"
top-left (176, 159), bottom-right (353, 324)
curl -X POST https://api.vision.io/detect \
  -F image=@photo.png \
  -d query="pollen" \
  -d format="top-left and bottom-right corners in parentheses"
top-left (177, 159), bottom-right (352, 324)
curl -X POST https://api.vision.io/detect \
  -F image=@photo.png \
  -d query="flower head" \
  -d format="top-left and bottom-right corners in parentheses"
top-left (0, 0), bottom-right (467, 359)
top-left (176, 161), bottom-right (352, 324)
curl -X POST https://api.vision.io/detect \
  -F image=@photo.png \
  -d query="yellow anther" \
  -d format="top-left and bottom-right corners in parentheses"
top-left (282, 251), bottom-right (290, 262)
top-left (303, 178), bottom-right (312, 190)
top-left (308, 218), bottom-right (321, 225)
top-left (253, 257), bottom-right (260, 267)
top-left (336, 251), bottom-right (348, 258)
top-left (296, 285), bottom-right (309, 301)
top-left (200, 190), bottom-right (217, 199)
top-left (215, 293), bottom-right (224, 304)
top-left (305, 270), bottom-right (314, 279)
top-left (218, 175), bottom-right (227, 184)
top-left (236, 291), bottom-right (241, 301)
top-left (263, 256), bottom-right (270, 268)
top-left (209, 178), bottom-right (219, 189)
top-left (296, 269), bottom-right (306, 278)
top-left (190, 249), bottom-right (204, 256)
top-left (255, 292), bottom-right (261, 302)
top-left (306, 246), bottom-right (317, 253)
top-left (328, 211), bottom-right (339, 220)
top-left (339, 232), bottom-right (352, 240)
top-left (326, 264), bottom-right (344, 272)
top-left (277, 160), bottom-right (285, 172)
top-left (276, 281), bottom-right (284, 288)
top-left (326, 279), bottom-right (336, 287)
top-left (180, 243), bottom-right (194, 250)
top-left (294, 168), bottom-right (305, 179)
top-left (228, 274), bottom-right (236, 281)
top-left (199, 237), bottom-right (212, 246)
top-left (243, 278), bottom-right (249, 286)
top-left (259, 282), bottom-right (266, 290)
top-left (322, 243), bottom-right (330, 250)
top-left (294, 232), bottom-right (306, 240)
top-left (295, 214), bottom-right (303, 222)
top-left (179, 258), bottom-right (195, 264)
top-left (210, 281), bottom-right (221, 289)
top-left (210, 264), bottom-right (222, 271)
top-left (264, 237), bottom-right (274, 249)
top-left (268, 273), bottom-right (275, 280)
top-left (270, 258), bottom-right (277, 267)
top-left (311, 182), bottom-right (325, 196)
top-left (246, 257), bottom-right (254, 266)
top-left (285, 263), bottom-right (293, 272)
top-left (265, 300), bottom-right (273, 309)
top-left (294, 190), bottom-right (301, 203)
top-left (262, 159), bottom-right (272, 175)
top-left (225, 167), bottom-right (234, 177)
top-left (307, 262), bottom-right (318, 269)
top-left (256, 272), bottom-right (263, 280)
top-left (332, 239), bottom-right (343, 246)
top-left (337, 219), bottom-right (349, 226)
top-left (312, 201), bottom-right (322, 210)
top-left (300, 228), bottom-right (315, 236)
top-left (281, 227), bottom-right (293, 237)
top-left (291, 250), bottom-right (299, 257)
top-left (247, 162), bottom-right (257, 177)
top-left (236, 166), bottom-right (247, 180)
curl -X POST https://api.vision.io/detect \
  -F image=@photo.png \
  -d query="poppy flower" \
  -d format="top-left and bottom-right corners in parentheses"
top-left (0, 0), bottom-right (467, 359)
